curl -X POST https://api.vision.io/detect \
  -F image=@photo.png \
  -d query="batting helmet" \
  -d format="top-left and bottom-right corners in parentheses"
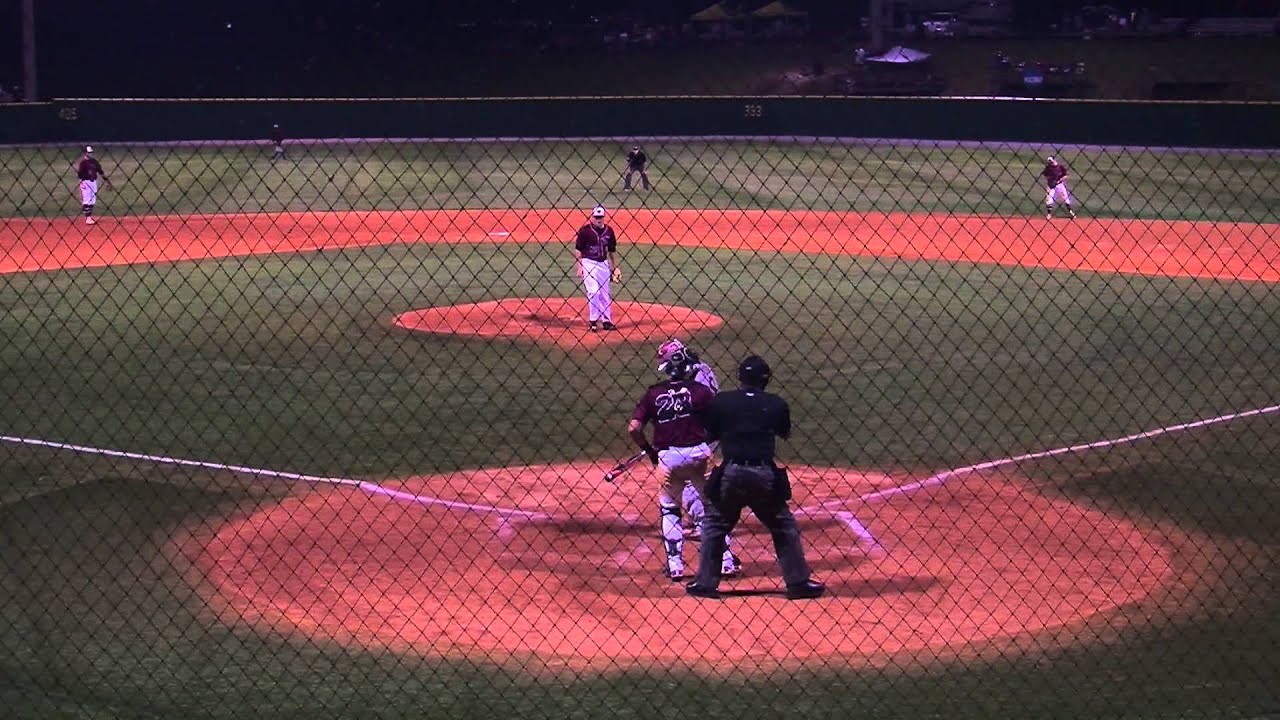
top-left (737, 355), bottom-right (771, 388)
top-left (656, 339), bottom-right (692, 380)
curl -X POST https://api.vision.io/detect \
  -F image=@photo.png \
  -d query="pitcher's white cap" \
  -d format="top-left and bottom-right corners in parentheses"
top-left (85, 145), bottom-right (93, 153)
top-left (591, 205), bottom-right (606, 217)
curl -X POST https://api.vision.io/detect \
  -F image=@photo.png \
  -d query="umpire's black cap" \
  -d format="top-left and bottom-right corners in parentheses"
top-left (738, 355), bottom-right (771, 388)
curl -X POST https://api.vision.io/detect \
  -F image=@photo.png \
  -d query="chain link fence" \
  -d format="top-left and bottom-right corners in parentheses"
top-left (1, 131), bottom-right (1278, 719)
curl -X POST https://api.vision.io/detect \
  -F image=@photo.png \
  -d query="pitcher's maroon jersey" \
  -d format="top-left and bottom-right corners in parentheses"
top-left (575, 223), bottom-right (617, 262)
top-left (632, 379), bottom-right (714, 449)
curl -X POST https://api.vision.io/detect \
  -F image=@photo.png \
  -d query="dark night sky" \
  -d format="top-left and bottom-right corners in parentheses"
top-left (2, 0), bottom-right (1276, 96)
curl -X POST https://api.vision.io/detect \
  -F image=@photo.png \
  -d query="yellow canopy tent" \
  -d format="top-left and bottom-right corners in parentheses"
top-left (751, 1), bottom-right (807, 18)
top-left (690, 3), bottom-right (741, 22)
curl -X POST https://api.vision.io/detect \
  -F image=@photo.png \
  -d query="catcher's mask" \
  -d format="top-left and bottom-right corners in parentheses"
top-left (656, 339), bottom-right (692, 380)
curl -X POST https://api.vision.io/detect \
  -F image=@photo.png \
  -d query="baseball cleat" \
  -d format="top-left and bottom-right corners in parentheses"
top-left (85, 217), bottom-right (96, 225)
top-left (667, 566), bottom-right (685, 581)
top-left (602, 321), bottom-right (617, 331)
top-left (588, 321), bottom-right (598, 332)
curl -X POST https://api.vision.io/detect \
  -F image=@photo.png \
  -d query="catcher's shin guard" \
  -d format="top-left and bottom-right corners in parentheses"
top-left (660, 502), bottom-right (684, 578)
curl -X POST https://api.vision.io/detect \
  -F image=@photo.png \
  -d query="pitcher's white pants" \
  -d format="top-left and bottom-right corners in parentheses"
top-left (581, 259), bottom-right (613, 323)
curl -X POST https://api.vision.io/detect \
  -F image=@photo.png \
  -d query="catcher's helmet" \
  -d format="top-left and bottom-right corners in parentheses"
top-left (656, 339), bottom-right (692, 380)
top-left (737, 355), bottom-right (771, 388)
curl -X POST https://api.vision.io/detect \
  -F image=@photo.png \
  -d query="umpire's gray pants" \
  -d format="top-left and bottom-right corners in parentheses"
top-left (694, 464), bottom-right (812, 589)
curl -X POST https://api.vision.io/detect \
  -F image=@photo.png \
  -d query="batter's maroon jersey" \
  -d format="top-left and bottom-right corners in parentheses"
top-left (575, 223), bottom-right (617, 262)
top-left (632, 379), bottom-right (715, 450)
top-left (77, 158), bottom-right (105, 181)
top-left (1042, 162), bottom-right (1069, 188)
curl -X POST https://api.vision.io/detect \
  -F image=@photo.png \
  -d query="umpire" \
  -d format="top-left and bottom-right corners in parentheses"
top-left (623, 145), bottom-right (649, 192)
top-left (686, 355), bottom-right (825, 600)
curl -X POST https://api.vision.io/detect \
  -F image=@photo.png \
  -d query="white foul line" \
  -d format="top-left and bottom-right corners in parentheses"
top-left (8, 401), bottom-right (1277, 543)
top-left (832, 403), bottom-right (1280, 508)
top-left (358, 482), bottom-right (548, 519)
top-left (0, 434), bottom-right (363, 487)
top-left (0, 433), bottom-right (547, 520)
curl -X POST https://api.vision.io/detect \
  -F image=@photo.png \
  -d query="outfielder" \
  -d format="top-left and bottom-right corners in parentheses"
top-left (1042, 155), bottom-right (1076, 220)
top-left (73, 146), bottom-right (111, 225)
top-left (629, 344), bottom-right (740, 581)
top-left (573, 205), bottom-right (622, 331)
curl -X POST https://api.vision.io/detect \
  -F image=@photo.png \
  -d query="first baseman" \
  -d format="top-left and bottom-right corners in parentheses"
top-left (573, 205), bottom-right (622, 331)
top-left (73, 146), bottom-right (111, 225)
top-left (630, 345), bottom-right (737, 581)
top-left (1042, 155), bottom-right (1076, 220)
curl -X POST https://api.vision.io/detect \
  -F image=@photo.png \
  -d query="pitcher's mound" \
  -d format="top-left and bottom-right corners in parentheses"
top-left (393, 297), bottom-right (724, 349)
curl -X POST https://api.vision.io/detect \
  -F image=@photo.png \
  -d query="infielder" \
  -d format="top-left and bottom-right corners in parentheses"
top-left (629, 345), bottom-right (739, 581)
top-left (73, 146), bottom-right (111, 225)
top-left (573, 205), bottom-right (622, 331)
top-left (1042, 155), bottom-right (1076, 220)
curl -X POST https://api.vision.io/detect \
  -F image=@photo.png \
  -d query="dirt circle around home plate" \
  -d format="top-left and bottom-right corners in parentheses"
top-left (176, 462), bottom-right (1218, 678)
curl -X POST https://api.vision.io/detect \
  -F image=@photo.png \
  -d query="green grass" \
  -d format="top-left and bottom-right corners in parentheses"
top-left (3, 141), bottom-right (1278, 222)
top-left (1, 141), bottom-right (1279, 717)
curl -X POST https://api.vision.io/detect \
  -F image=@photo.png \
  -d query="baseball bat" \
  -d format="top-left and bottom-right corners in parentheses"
top-left (603, 451), bottom-right (648, 483)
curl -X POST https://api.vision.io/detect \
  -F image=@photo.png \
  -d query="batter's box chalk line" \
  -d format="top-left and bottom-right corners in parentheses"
top-left (4, 399), bottom-right (1277, 543)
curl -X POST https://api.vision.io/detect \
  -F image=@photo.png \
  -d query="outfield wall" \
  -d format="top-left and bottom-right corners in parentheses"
top-left (3, 97), bottom-right (1279, 148)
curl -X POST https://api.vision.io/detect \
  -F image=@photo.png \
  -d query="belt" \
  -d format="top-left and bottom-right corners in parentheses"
top-left (724, 459), bottom-right (772, 467)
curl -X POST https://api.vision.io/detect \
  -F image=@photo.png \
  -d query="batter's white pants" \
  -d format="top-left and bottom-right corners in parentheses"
top-left (80, 179), bottom-right (98, 207)
top-left (581, 258), bottom-right (613, 323)
top-left (1045, 183), bottom-right (1072, 207)
top-left (660, 444), bottom-right (736, 573)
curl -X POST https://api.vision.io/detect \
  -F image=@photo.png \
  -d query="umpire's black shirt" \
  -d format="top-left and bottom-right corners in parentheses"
top-left (702, 388), bottom-right (791, 463)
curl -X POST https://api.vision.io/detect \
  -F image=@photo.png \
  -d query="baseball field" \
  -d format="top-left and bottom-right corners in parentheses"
top-left (1, 139), bottom-right (1278, 718)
